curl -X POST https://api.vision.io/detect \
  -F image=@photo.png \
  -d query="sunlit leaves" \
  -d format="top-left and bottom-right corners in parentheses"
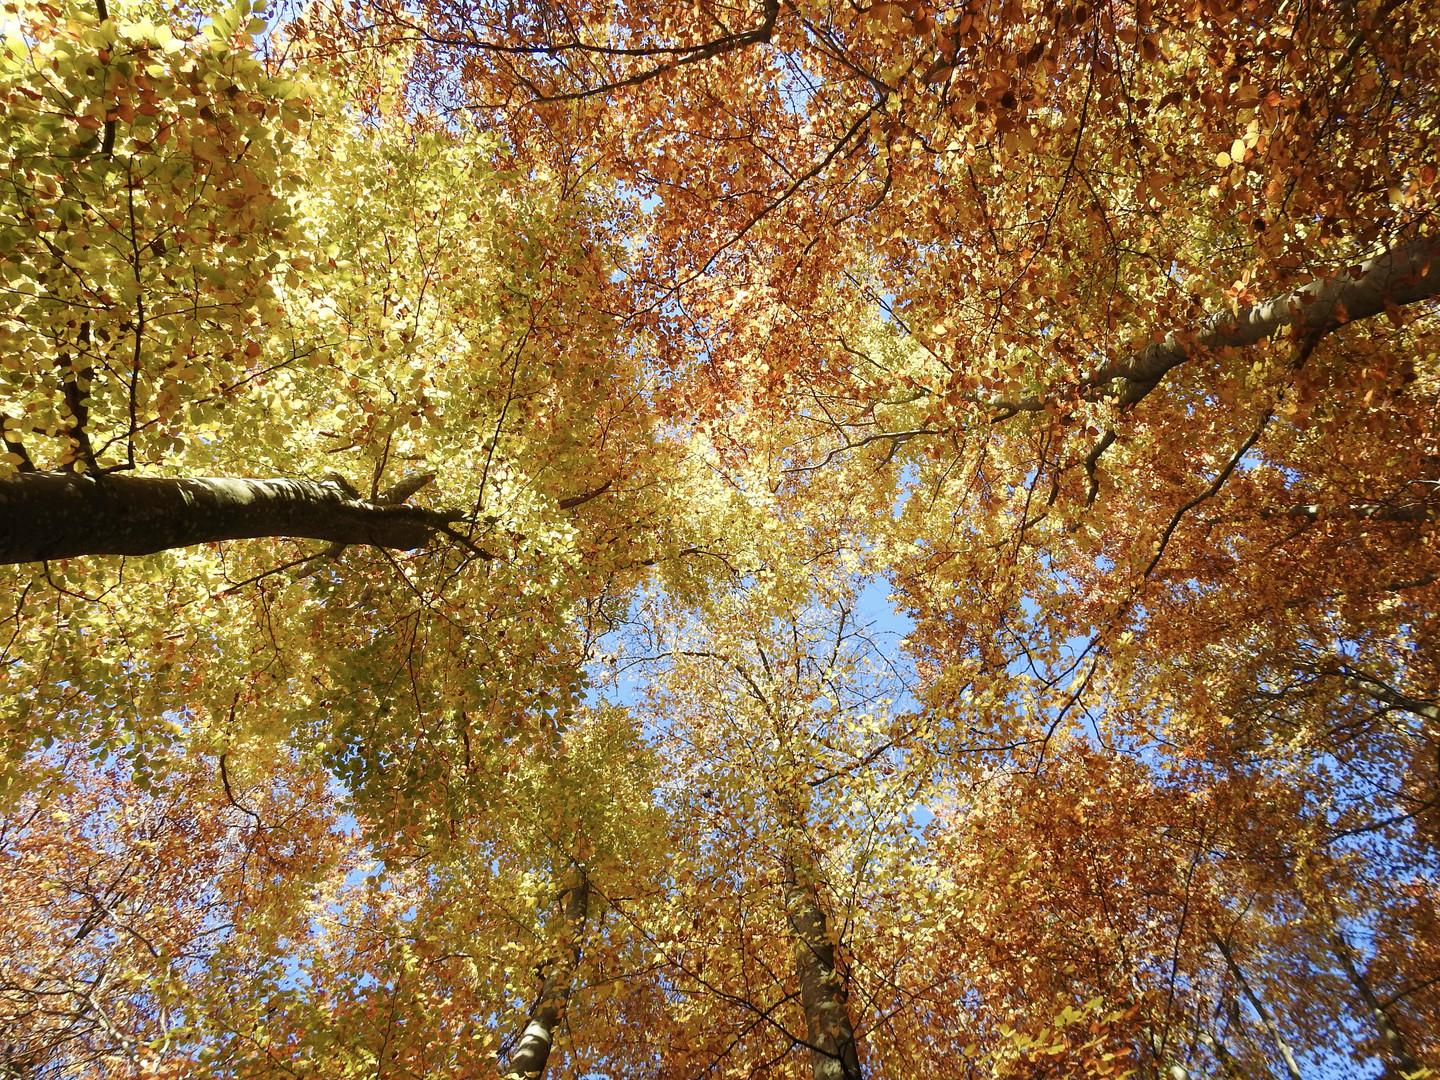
top-left (3, 0), bottom-right (1439, 1076)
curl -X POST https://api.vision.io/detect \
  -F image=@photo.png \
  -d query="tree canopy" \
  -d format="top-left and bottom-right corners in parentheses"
top-left (0, 0), bottom-right (1436, 1077)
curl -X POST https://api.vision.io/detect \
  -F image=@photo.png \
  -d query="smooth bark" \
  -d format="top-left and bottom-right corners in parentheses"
top-left (501, 877), bottom-right (590, 1080)
top-left (1214, 936), bottom-right (1305, 1080)
top-left (1341, 672), bottom-right (1440, 724)
top-left (781, 839), bottom-right (863, 1080)
top-left (980, 233), bottom-right (1440, 413)
top-left (1197, 1025), bottom-right (1269, 1080)
top-left (1327, 933), bottom-right (1424, 1080)
top-left (0, 471), bottom-right (460, 563)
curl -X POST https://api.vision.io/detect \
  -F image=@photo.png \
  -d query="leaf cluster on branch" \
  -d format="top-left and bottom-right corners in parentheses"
top-left (1, 0), bottom-right (1437, 1076)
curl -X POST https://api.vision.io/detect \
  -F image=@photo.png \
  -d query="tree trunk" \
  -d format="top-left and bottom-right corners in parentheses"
top-left (0, 471), bottom-right (459, 563)
top-left (781, 839), bottom-right (863, 1080)
top-left (1196, 1024), bottom-right (1270, 1080)
top-left (1214, 936), bottom-right (1304, 1080)
top-left (1327, 933), bottom-right (1425, 1080)
top-left (501, 877), bottom-right (590, 1080)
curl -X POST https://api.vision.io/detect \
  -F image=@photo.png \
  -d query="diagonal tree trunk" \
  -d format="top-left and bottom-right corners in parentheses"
top-left (501, 876), bottom-right (590, 1080)
top-left (1326, 932), bottom-right (1425, 1080)
top-left (1213, 936), bottom-right (1304, 1080)
top-left (781, 832), bottom-right (863, 1080)
top-left (0, 471), bottom-right (461, 564)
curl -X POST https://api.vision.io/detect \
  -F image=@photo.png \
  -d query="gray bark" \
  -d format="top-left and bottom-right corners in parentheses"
top-left (1197, 1024), bottom-right (1271, 1080)
top-left (1327, 933), bottom-right (1424, 1080)
top-left (0, 471), bottom-right (460, 564)
top-left (981, 234), bottom-right (1440, 413)
top-left (1214, 936), bottom-right (1304, 1080)
top-left (782, 842), bottom-right (862, 1080)
top-left (501, 878), bottom-right (590, 1080)
top-left (1340, 672), bottom-right (1440, 724)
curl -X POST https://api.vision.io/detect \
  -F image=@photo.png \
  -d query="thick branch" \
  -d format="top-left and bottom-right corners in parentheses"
top-left (59, 356), bottom-right (96, 469)
top-left (978, 235), bottom-right (1440, 413)
top-left (557, 476), bottom-right (614, 510)
top-left (1339, 669), bottom-right (1440, 724)
top-left (1262, 502), bottom-right (1437, 523)
top-left (0, 472), bottom-right (462, 564)
top-left (376, 470), bottom-right (436, 505)
top-left (1, 415), bottom-right (36, 472)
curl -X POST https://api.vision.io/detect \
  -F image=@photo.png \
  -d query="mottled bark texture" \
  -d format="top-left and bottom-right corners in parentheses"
top-left (0, 471), bottom-right (460, 564)
top-left (981, 233), bottom-right (1440, 413)
top-left (501, 877), bottom-right (590, 1080)
top-left (1102, 233), bottom-right (1440, 404)
top-left (783, 843), bottom-right (863, 1080)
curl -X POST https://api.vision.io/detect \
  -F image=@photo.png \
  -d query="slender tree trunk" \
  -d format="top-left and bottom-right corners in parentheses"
top-left (501, 877), bottom-right (590, 1080)
top-left (0, 471), bottom-right (459, 563)
top-left (781, 835), bottom-right (862, 1080)
top-left (1196, 1024), bottom-right (1270, 1080)
top-left (1327, 933), bottom-right (1425, 1080)
top-left (1214, 937), bottom-right (1304, 1080)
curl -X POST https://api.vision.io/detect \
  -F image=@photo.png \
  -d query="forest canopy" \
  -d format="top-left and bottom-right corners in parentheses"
top-left (0, 0), bottom-right (1436, 1077)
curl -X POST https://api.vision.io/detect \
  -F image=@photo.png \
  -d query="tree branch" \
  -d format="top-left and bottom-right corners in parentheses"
top-left (1, 415), bottom-right (36, 472)
top-left (557, 476), bottom-right (615, 510)
top-left (973, 234), bottom-right (1440, 415)
top-left (1261, 502), bottom-right (1437, 524)
top-left (0, 472), bottom-right (466, 564)
top-left (437, 0), bottom-right (782, 103)
top-left (784, 428), bottom-right (938, 475)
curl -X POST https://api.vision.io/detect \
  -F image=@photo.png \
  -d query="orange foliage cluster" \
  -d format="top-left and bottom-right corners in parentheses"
top-left (2, 0), bottom-right (1437, 1076)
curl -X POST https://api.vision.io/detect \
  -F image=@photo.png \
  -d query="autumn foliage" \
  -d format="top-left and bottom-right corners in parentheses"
top-left (1, 0), bottom-right (1436, 1076)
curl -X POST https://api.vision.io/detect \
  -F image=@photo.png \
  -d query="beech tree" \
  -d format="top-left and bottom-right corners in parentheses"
top-left (0, 0), bottom-right (701, 823)
top-left (3, 0), bottom-right (1438, 1077)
